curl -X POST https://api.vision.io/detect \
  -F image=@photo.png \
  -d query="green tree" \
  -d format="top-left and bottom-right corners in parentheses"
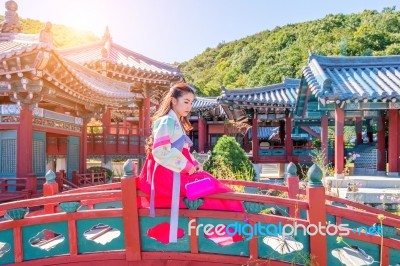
top-left (181, 9), bottom-right (400, 95)
top-left (203, 135), bottom-right (255, 181)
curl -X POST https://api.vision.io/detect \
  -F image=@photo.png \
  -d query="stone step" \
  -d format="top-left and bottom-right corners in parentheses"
top-left (325, 176), bottom-right (400, 189)
top-left (333, 187), bottom-right (400, 205)
top-left (261, 163), bottom-right (279, 173)
top-left (260, 163), bottom-right (280, 178)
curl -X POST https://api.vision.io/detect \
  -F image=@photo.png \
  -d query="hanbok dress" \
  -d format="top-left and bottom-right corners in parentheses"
top-left (137, 110), bottom-right (244, 243)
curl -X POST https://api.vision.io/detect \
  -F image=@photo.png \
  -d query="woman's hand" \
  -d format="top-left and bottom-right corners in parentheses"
top-left (188, 166), bottom-right (196, 175)
top-left (195, 165), bottom-right (203, 172)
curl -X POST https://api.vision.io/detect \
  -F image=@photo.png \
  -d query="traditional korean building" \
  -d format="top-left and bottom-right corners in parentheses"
top-left (190, 97), bottom-right (227, 152)
top-left (0, 1), bottom-right (183, 181)
top-left (216, 78), bottom-right (316, 166)
top-left (298, 54), bottom-right (400, 177)
top-left (2, 0), bottom-right (400, 184)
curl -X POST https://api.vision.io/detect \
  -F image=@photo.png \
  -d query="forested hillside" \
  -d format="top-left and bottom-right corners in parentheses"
top-left (0, 15), bottom-right (99, 48)
top-left (180, 7), bottom-right (400, 96)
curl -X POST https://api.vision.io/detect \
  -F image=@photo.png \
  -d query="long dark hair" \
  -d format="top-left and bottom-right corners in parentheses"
top-left (145, 83), bottom-right (195, 155)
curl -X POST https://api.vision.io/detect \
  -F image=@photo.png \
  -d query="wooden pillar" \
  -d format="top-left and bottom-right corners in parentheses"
top-left (137, 102), bottom-right (144, 136)
top-left (143, 97), bottom-right (151, 137)
top-left (398, 111), bottom-right (400, 175)
top-left (17, 104), bottom-right (33, 178)
top-left (279, 120), bottom-right (285, 146)
top-left (321, 113), bottom-right (329, 165)
top-left (244, 133), bottom-right (250, 153)
top-left (285, 113), bottom-right (293, 158)
top-left (25, 173), bottom-right (37, 195)
top-left (366, 119), bottom-right (373, 143)
top-left (252, 112), bottom-right (259, 162)
top-left (122, 117), bottom-right (127, 135)
top-left (80, 123), bottom-right (88, 173)
top-left (334, 106), bottom-right (344, 178)
top-left (388, 109), bottom-right (398, 176)
top-left (102, 108), bottom-right (111, 134)
top-left (198, 116), bottom-right (205, 153)
top-left (355, 117), bottom-right (363, 145)
top-left (377, 112), bottom-right (386, 173)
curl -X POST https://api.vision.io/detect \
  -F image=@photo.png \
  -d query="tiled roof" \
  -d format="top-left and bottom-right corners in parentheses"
top-left (248, 127), bottom-right (278, 140)
top-left (192, 97), bottom-right (219, 111)
top-left (218, 78), bottom-right (300, 107)
top-left (0, 33), bottom-right (137, 106)
top-left (58, 40), bottom-right (182, 77)
top-left (60, 58), bottom-right (137, 99)
top-left (303, 54), bottom-right (400, 102)
top-left (0, 35), bottom-right (50, 58)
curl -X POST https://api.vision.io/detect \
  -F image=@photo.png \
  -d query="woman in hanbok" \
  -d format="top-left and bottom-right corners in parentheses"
top-left (137, 83), bottom-right (244, 244)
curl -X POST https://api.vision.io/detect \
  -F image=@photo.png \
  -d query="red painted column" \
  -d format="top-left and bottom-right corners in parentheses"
top-left (285, 113), bottom-right (293, 158)
top-left (17, 104), bottom-right (33, 178)
top-left (138, 102), bottom-right (144, 136)
top-left (377, 112), bottom-right (386, 173)
top-left (279, 120), bottom-right (285, 146)
top-left (321, 113), bottom-right (329, 165)
top-left (198, 116), bottom-right (205, 153)
top-left (366, 119), bottom-right (373, 143)
top-left (388, 109), bottom-right (398, 175)
top-left (80, 122), bottom-right (88, 173)
top-left (102, 108), bottom-right (111, 134)
top-left (143, 97), bottom-right (151, 137)
top-left (334, 106), bottom-right (344, 178)
top-left (398, 111), bottom-right (400, 174)
top-left (252, 112), bottom-right (259, 162)
top-left (355, 117), bottom-right (363, 145)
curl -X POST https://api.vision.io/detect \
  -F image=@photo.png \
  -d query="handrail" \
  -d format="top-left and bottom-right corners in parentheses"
top-left (61, 182), bottom-right (121, 194)
top-left (0, 190), bottom-right (122, 211)
top-left (326, 194), bottom-right (400, 220)
top-left (326, 204), bottom-right (400, 228)
top-left (220, 179), bottom-right (289, 192)
top-left (59, 177), bottom-right (79, 189)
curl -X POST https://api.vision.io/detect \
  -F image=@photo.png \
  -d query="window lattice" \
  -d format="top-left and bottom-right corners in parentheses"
top-left (33, 140), bottom-right (45, 174)
top-left (69, 144), bottom-right (80, 172)
top-left (1, 139), bottom-right (16, 173)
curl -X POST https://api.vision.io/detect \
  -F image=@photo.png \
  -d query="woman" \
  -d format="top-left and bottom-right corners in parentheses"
top-left (137, 83), bottom-right (244, 243)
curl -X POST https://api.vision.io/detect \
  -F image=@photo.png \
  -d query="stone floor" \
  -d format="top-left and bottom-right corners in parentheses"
top-left (325, 175), bottom-right (400, 205)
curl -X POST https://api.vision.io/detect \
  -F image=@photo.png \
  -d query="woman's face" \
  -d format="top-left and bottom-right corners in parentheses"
top-left (172, 92), bottom-right (195, 119)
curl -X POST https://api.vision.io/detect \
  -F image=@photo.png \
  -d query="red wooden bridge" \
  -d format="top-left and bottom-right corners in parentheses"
top-left (0, 162), bottom-right (399, 265)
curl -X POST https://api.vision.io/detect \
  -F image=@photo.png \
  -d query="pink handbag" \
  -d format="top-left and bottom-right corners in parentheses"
top-left (185, 177), bottom-right (217, 201)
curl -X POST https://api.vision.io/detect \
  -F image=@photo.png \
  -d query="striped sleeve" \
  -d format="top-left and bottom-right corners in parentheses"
top-left (152, 116), bottom-right (194, 173)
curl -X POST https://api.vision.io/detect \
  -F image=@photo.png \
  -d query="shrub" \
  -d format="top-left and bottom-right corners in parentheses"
top-left (204, 135), bottom-right (255, 181)
top-left (87, 166), bottom-right (112, 180)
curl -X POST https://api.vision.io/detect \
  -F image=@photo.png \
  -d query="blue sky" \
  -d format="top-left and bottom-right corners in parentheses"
top-left (15, 0), bottom-right (400, 63)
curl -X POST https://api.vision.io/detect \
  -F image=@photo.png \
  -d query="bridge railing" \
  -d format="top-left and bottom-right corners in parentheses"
top-left (0, 162), bottom-right (399, 265)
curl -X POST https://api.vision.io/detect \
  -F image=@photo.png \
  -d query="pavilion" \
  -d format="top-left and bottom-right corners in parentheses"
top-left (0, 0), bottom-right (183, 181)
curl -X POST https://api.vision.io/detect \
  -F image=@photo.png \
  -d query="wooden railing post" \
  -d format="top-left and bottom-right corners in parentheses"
top-left (56, 172), bottom-right (63, 192)
top-left (25, 173), bottom-right (37, 195)
top-left (43, 170), bottom-right (59, 214)
top-left (72, 171), bottom-right (79, 186)
top-left (306, 164), bottom-right (327, 265)
top-left (286, 162), bottom-right (299, 218)
top-left (103, 170), bottom-right (107, 184)
top-left (0, 179), bottom-right (5, 192)
top-left (121, 159), bottom-right (141, 261)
